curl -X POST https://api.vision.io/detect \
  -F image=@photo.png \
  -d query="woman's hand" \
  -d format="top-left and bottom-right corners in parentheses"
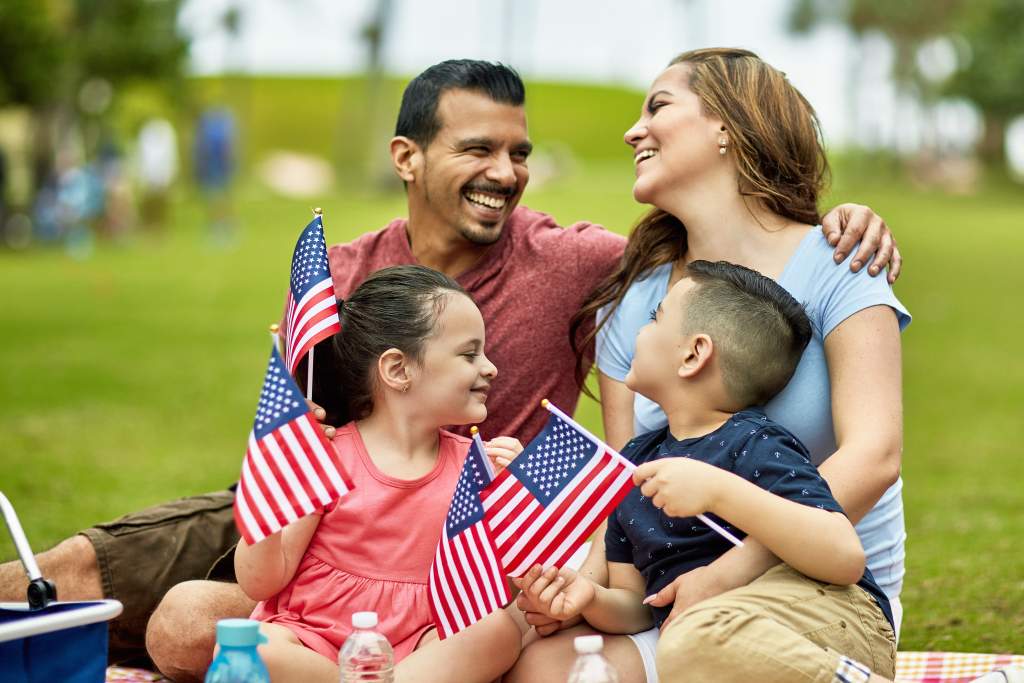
top-left (642, 565), bottom-right (726, 629)
top-left (484, 436), bottom-right (524, 470)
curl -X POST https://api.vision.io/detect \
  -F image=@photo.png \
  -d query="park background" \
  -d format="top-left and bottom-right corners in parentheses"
top-left (1, 0), bottom-right (1022, 657)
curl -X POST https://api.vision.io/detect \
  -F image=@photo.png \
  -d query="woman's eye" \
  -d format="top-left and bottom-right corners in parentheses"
top-left (649, 308), bottom-right (658, 321)
top-left (647, 101), bottom-right (665, 114)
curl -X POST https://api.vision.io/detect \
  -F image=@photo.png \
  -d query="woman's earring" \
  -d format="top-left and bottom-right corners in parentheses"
top-left (402, 384), bottom-right (410, 393)
top-left (718, 136), bottom-right (728, 155)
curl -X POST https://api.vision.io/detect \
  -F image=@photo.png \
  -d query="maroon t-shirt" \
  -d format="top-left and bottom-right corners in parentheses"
top-left (326, 206), bottom-right (625, 442)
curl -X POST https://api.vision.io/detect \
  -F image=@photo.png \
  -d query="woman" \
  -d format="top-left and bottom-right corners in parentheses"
top-left (507, 47), bottom-right (909, 683)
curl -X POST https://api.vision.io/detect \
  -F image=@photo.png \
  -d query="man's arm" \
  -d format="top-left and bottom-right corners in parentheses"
top-left (821, 203), bottom-right (902, 283)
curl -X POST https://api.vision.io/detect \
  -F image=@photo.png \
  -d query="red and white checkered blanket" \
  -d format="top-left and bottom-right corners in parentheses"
top-left (895, 652), bottom-right (1024, 682)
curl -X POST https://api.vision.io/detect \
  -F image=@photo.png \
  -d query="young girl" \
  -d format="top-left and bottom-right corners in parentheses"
top-left (233, 265), bottom-right (522, 682)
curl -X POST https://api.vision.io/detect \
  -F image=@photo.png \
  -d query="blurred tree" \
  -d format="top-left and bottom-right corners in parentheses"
top-left (945, 0), bottom-right (1024, 163)
top-left (0, 0), bottom-right (188, 193)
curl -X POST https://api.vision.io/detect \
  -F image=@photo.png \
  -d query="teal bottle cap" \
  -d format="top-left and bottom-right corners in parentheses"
top-left (215, 619), bottom-right (268, 647)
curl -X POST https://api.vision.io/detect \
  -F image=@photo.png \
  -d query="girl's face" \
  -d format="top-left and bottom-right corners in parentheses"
top-left (624, 64), bottom-right (725, 206)
top-left (410, 292), bottom-right (497, 426)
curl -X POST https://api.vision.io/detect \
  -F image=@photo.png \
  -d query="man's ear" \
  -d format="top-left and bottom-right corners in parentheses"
top-left (677, 333), bottom-right (714, 379)
top-left (390, 136), bottom-right (421, 184)
top-left (377, 347), bottom-right (412, 393)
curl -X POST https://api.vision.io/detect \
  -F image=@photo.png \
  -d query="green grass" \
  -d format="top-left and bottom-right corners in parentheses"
top-left (2, 77), bottom-right (1023, 655)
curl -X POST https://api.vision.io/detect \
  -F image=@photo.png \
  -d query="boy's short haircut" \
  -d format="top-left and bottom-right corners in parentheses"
top-left (682, 260), bottom-right (812, 407)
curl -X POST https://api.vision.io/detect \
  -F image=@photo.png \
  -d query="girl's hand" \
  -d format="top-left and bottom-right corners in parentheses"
top-left (484, 436), bottom-right (524, 470)
top-left (514, 564), bottom-right (596, 621)
top-left (633, 458), bottom-right (727, 518)
top-left (305, 399), bottom-right (335, 439)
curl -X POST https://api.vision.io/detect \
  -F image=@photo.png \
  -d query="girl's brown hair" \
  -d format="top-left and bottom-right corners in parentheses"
top-left (570, 47), bottom-right (831, 393)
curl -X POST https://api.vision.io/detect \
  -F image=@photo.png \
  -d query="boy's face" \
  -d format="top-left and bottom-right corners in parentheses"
top-left (626, 277), bottom-right (696, 400)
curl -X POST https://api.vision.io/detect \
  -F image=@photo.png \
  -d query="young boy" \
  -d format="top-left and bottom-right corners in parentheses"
top-left (521, 260), bottom-right (898, 683)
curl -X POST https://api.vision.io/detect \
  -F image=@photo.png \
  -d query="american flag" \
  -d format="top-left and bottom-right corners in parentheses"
top-left (283, 215), bottom-right (341, 375)
top-left (429, 433), bottom-right (511, 639)
top-left (233, 344), bottom-right (354, 544)
top-left (482, 408), bottom-right (636, 577)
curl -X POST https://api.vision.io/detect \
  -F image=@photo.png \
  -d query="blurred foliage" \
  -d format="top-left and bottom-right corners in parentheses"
top-left (946, 0), bottom-right (1024, 160)
top-left (789, 0), bottom-right (1024, 163)
top-left (0, 0), bottom-right (188, 190)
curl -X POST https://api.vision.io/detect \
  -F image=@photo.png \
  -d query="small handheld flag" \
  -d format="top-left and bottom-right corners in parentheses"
top-left (283, 212), bottom-right (341, 378)
top-left (428, 428), bottom-right (511, 639)
top-left (481, 401), bottom-right (637, 578)
top-left (233, 344), bottom-right (354, 544)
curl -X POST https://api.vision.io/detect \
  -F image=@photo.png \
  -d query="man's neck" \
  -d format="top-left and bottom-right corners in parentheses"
top-left (405, 219), bottom-right (493, 279)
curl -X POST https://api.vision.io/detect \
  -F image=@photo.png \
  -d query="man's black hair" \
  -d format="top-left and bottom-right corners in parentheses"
top-left (395, 59), bottom-right (525, 148)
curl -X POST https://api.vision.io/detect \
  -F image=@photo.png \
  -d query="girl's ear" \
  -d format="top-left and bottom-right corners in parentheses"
top-left (677, 333), bottom-right (714, 379)
top-left (377, 348), bottom-right (412, 393)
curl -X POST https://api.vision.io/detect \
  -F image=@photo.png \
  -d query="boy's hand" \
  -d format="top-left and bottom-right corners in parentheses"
top-left (643, 565), bottom-right (725, 630)
top-left (513, 565), bottom-right (595, 621)
top-left (633, 458), bottom-right (726, 518)
top-left (484, 436), bottom-right (524, 470)
top-left (305, 399), bottom-right (335, 439)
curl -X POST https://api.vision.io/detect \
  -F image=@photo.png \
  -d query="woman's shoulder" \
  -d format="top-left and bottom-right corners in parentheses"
top-left (599, 262), bottom-right (672, 324)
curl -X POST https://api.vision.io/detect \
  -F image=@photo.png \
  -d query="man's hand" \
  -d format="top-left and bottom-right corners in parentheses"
top-left (643, 565), bottom-right (724, 630)
top-left (305, 399), bottom-right (335, 439)
top-left (513, 565), bottom-right (596, 622)
top-left (633, 458), bottom-right (727, 518)
top-left (821, 203), bottom-right (902, 283)
top-left (484, 436), bottom-right (524, 470)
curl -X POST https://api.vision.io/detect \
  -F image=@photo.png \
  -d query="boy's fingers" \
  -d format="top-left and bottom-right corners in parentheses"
top-left (850, 216), bottom-right (885, 272)
top-left (868, 233), bottom-right (895, 276)
top-left (644, 580), bottom-right (677, 607)
top-left (888, 246), bottom-right (903, 283)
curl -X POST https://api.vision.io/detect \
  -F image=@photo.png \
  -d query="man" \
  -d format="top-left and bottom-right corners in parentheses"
top-left (0, 60), bottom-right (899, 680)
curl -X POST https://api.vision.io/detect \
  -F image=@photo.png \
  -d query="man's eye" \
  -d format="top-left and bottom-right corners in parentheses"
top-left (649, 308), bottom-right (658, 321)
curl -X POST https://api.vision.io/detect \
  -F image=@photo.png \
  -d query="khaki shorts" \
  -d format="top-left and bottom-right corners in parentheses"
top-left (79, 489), bottom-right (239, 664)
top-left (656, 564), bottom-right (897, 683)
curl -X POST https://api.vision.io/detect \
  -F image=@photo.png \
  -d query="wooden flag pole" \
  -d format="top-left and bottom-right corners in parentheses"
top-left (306, 207), bottom-right (324, 401)
top-left (540, 399), bottom-right (744, 548)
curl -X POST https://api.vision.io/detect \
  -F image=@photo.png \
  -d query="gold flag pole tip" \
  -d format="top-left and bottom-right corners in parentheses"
top-left (269, 323), bottom-right (280, 333)
top-left (541, 399), bottom-right (550, 408)
top-left (470, 426), bottom-right (479, 436)
top-left (313, 207), bottom-right (323, 216)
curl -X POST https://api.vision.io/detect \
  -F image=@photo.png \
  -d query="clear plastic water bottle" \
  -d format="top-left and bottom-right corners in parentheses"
top-left (567, 635), bottom-right (619, 683)
top-left (204, 619), bottom-right (270, 683)
top-left (339, 611), bottom-right (394, 683)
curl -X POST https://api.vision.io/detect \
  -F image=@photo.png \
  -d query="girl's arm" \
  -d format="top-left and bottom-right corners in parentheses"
top-left (234, 513), bottom-right (322, 601)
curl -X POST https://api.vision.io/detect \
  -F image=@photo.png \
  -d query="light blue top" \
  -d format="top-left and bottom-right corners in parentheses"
top-left (595, 228), bottom-right (911, 600)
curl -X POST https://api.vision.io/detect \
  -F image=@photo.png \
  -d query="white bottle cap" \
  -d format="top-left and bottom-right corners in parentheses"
top-left (352, 611), bottom-right (378, 629)
top-left (574, 635), bottom-right (604, 654)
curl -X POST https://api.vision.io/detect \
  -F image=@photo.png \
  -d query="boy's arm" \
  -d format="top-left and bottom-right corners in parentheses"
top-left (636, 458), bottom-right (865, 586)
top-left (234, 513), bottom-right (322, 601)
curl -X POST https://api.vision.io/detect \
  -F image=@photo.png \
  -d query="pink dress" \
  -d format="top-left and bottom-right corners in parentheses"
top-left (250, 422), bottom-right (469, 663)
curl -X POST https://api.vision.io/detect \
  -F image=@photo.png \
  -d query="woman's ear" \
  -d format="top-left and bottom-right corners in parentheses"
top-left (377, 348), bottom-right (412, 393)
top-left (390, 136), bottom-right (421, 184)
top-left (677, 333), bottom-right (714, 379)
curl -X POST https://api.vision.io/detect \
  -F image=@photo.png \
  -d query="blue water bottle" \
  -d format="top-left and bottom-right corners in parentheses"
top-left (204, 619), bottom-right (270, 683)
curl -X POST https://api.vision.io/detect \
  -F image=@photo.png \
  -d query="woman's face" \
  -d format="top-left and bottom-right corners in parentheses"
top-left (624, 64), bottom-right (726, 206)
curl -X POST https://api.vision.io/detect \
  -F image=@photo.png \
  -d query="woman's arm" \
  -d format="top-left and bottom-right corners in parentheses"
top-left (598, 372), bottom-right (635, 452)
top-left (817, 305), bottom-right (903, 522)
top-left (234, 513), bottom-right (322, 601)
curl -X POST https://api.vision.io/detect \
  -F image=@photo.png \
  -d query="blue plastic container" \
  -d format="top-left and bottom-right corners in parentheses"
top-left (204, 618), bottom-right (270, 683)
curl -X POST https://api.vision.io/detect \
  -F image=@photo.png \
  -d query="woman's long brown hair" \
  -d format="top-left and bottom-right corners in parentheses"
top-left (570, 48), bottom-right (831, 395)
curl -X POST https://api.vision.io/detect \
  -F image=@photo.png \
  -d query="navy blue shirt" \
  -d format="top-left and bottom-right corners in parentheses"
top-left (605, 408), bottom-right (893, 629)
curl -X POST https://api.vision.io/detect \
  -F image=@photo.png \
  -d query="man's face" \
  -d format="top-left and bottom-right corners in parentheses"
top-left (411, 89), bottom-right (532, 245)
